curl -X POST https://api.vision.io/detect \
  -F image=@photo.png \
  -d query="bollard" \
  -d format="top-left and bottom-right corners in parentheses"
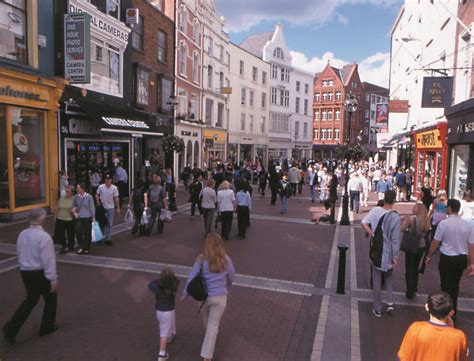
top-left (336, 244), bottom-right (349, 294)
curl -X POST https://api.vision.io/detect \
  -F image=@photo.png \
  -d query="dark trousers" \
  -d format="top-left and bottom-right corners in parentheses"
top-left (148, 202), bottom-right (164, 234)
top-left (270, 188), bottom-right (278, 205)
top-left (404, 248), bottom-right (424, 297)
top-left (202, 208), bottom-right (215, 236)
top-left (349, 190), bottom-right (360, 213)
top-left (291, 183), bottom-right (298, 196)
top-left (56, 219), bottom-right (75, 249)
top-left (439, 253), bottom-right (468, 314)
top-left (237, 206), bottom-right (249, 238)
top-left (191, 200), bottom-right (202, 217)
top-left (117, 181), bottom-right (127, 208)
top-left (298, 181), bottom-right (304, 194)
top-left (258, 182), bottom-right (266, 196)
top-left (132, 204), bottom-right (144, 234)
top-left (4, 270), bottom-right (57, 338)
top-left (220, 211), bottom-right (233, 240)
top-left (75, 217), bottom-right (92, 251)
top-left (406, 183), bottom-right (412, 200)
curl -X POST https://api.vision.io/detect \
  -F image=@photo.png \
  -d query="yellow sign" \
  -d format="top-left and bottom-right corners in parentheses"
top-left (416, 129), bottom-right (442, 149)
top-left (203, 129), bottom-right (226, 143)
top-left (0, 78), bottom-right (50, 108)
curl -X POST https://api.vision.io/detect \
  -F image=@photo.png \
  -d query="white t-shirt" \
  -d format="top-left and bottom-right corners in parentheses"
top-left (217, 189), bottom-right (235, 212)
top-left (362, 207), bottom-right (388, 232)
top-left (97, 184), bottom-right (119, 210)
top-left (460, 200), bottom-right (474, 223)
top-left (434, 215), bottom-right (474, 256)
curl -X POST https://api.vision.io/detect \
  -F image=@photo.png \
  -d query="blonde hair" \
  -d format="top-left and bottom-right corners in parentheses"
top-left (203, 233), bottom-right (227, 273)
top-left (415, 202), bottom-right (431, 233)
top-left (220, 180), bottom-right (229, 190)
top-left (207, 179), bottom-right (216, 188)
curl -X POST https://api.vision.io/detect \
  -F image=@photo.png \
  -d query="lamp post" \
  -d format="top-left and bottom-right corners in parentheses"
top-left (340, 94), bottom-right (359, 226)
top-left (166, 95), bottom-right (179, 170)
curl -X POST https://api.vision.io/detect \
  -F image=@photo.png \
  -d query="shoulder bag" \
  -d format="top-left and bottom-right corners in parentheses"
top-left (186, 257), bottom-right (208, 303)
top-left (400, 218), bottom-right (421, 254)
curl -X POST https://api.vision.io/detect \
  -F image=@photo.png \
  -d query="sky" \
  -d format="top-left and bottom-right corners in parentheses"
top-left (215, 0), bottom-right (405, 88)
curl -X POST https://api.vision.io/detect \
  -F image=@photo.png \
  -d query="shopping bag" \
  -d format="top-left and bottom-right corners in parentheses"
top-left (140, 210), bottom-right (150, 225)
top-left (159, 209), bottom-right (172, 223)
top-left (91, 221), bottom-right (104, 243)
top-left (124, 208), bottom-right (135, 222)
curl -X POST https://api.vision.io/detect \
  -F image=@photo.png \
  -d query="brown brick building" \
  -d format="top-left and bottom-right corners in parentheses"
top-left (312, 63), bottom-right (363, 159)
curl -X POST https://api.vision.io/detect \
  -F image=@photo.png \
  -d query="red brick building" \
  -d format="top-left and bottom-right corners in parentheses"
top-left (312, 63), bottom-right (363, 159)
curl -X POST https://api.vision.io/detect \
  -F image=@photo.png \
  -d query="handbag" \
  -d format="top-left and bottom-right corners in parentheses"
top-left (159, 209), bottom-right (172, 223)
top-left (186, 257), bottom-right (208, 302)
top-left (400, 218), bottom-right (420, 254)
top-left (124, 208), bottom-right (135, 222)
top-left (91, 221), bottom-right (105, 243)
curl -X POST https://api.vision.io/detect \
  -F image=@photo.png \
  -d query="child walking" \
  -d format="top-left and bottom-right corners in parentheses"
top-left (148, 267), bottom-right (180, 361)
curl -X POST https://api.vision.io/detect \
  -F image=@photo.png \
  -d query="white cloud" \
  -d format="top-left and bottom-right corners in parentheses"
top-left (290, 50), bottom-right (390, 88)
top-left (216, 0), bottom-right (401, 32)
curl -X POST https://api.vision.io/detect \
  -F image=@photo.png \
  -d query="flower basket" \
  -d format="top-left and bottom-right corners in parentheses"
top-left (163, 135), bottom-right (185, 154)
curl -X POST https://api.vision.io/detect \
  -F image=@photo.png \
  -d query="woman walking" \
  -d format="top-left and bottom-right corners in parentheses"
top-left (201, 179), bottom-right (217, 237)
top-left (181, 233), bottom-right (235, 361)
top-left (401, 202), bottom-right (431, 299)
top-left (55, 185), bottom-right (75, 254)
top-left (73, 183), bottom-right (95, 254)
top-left (217, 181), bottom-right (235, 240)
top-left (278, 174), bottom-right (290, 214)
top-left (236, 184), bottom-right (252, 239)
top-left (428, 189), bottom-right (448, 241)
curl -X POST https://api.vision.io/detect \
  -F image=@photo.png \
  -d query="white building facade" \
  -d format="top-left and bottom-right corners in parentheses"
top-left (227, 43), bottom-right (270, 165)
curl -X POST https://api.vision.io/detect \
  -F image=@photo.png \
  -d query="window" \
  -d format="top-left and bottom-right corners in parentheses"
top-left (305, 84), bottom-right (309, 94)
top-left (192, 53), bottom-right (199, 83)
top-left (327, 129), bottom-right (332, 140)
top-left (303, 123), bottom-right (308, 138)
top-left (279, 89), bottom-right (284, 106)
top-left (261, 92), bottom-right (267, 109)
top-left (376, 96), bottom-right (381, 103)
top-left (219, 72), bottom-right (224, 89)
top-left (227, 52), bottom-right (231, 67)
top-left (249, 90), bottom-right (254, 107)
top-left (335, 110), bottom-right (341, 120)
top-left (239, 60), bottom-right (244, 76)
top-left (315, 93), bottom-right (321, 102)
top-left (335, 129), bottom-right (340, 140)
top-left (304, 99), bottom-right (308, 115)
top-left (241, 88), bottom-right (246, 105)
top-left (179, 8), bottom-right (187, 33)
top-left (90, 37), bottom-right (122, 96)
top-left (271, 88), bottom-right (277, 104)
top-left (105, 0), bottom-right (120, 19)
top-left (322, 110), bottom-right (327, 120)
top-left (328, 110), bottom-right (333, 120)
top-left (280, 67), bottom-right (285, 82)
top-left (217, 103), bottom-right (224, 128)
top-left (295, 121), bottom-right (300, 136)
top-left (365, 110), bottom-right (369, 119)
top-left (322, 81), bottom-right (328, 87)
top-left (262, 71), bottom-right (267, 85)
top-left (271, 64), bottom-right (278, 79)
top-left (321, 129), bottom-right (326, 140)
top-left (241, 113), bottom-right (246, 131)
top-left (314, 110), bottom-right (319, 120)
top-left (219, 45), bottom-right (224, 62)
top-left (371, 96), bottom-right (376, 104)
top-left (135, 67), bottom-right (149, 105)
top-left (96, 46), bottom-right (103, 62)
top-left (261, 117), bottom-right (265, 133)
top-left (189, 94), bottom-right (197, 119)
top-left (178, 45), bottom-right (187, 75)
top-left (322, 92), bottom-right (328, 101)
top-left (249, 115), bottom-right (254, 132)
top-left (284, 90), bottom-right (289, 107)
top-left (371, 110), bottom-right (375, 120)
top-left (157, 76), bottom-right (172, 111)
top-left (192, 21), bottom-right (199, 43)
top-left (365, 93), bottom-right (370, 102)
top-left (205, 98), bottom-right (214, 125)
top-left (149, 0), bottom-right (164, 12)
top-left (313, 128), bottom-right (319, 140)
top-left (328, 80), bottom-right (334, 86)
top-left (252, 66), bottom-right (258, 82)
top-left (295, 97), bottom-right (300, 113)
top-left (336, 91), bottom-right (341, 101)
top-left (296, 81), bottom-right (301, 92)
top-left (270, 113), bottom-right (289, 132)
top-left (157, 30), bottom-right (167, 63)
top-left (328, 92), bottom-right (334, 101)
top-left (131, 16), bottom-right (144, 51)
top-left (207, 65), bottom-right (213, 89)
top-left (208, 37), bottom-right (213, 55)
top-left (273, 47), bottom-right (284, 59)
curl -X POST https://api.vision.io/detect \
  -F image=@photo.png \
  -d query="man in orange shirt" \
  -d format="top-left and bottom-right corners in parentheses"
top-left (398, 291), bottom-right (468, 361)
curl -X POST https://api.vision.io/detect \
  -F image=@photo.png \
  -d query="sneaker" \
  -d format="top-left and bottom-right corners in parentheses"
top-left (167, 333), bottom-right (175, 344)
top-left (158, 353), bottom-right (169, 361)
top-left (386, 304), bottom-right (395, 314)
top-left (372, 309), bottom-right (382, 318)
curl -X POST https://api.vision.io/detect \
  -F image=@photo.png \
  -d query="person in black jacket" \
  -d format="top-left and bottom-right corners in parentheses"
top-left (189, 174), bottom-right (203, 220)
top-left (328, 170), bottom-right (338, 224)
top-left (258, 167), bottom-right (268, 196)
top-left (268, 164), bottom-right (280, 205)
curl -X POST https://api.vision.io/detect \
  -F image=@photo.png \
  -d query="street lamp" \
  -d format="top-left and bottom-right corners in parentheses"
top-left (166, 95), bottom-right (179, 170)
top-left (340, 94), bottom-right (359, 226)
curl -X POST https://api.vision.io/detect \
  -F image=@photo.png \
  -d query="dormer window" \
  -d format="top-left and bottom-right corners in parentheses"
top-left (273, 47), bottom-right (284, 60)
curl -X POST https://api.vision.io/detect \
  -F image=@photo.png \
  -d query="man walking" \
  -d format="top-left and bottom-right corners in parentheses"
top-left (361, 190), bottom-right (401, 317)
top-left (308, 166), bottom-right (317, 203)
top-left (395, 167), bottom-right (407, 202)
top-left (288, 165), bottom-right (300, 197)
top-left (348, 172), bottom-right (363, 213)
top-left (96, 174), bottom-right (120, 245)
top-left (425, 199), bottom-right (474, 319)
top-left (114, 162), bottom-right (128, 208)
top-left (3, 208), bottom-right (59, 344)
top-left (376, 174), bottom-right (392, 200)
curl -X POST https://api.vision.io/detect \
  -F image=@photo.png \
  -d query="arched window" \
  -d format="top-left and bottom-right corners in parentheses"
top-left (192, 52), bottom-right (199, 83)
top-left (273, 47), bottom-right (284, 59)
top-left (178, 44), bottom-right (187, 75)
top-left (207, 65), bottom-right (213, 90)
top-left (219, 72), bottom-right (224, 89)
top-left (179, 7), bottom-right (187, 34)
top-left (192, 20), bottom-right (199, 44)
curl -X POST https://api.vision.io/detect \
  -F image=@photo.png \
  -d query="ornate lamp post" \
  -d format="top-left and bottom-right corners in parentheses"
top-left (340, 94), bottom-right (359, 226)
top-left (166, 95), bottom-right (180, 169)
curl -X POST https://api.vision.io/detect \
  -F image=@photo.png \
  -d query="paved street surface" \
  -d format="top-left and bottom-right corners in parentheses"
top-left (1, 185), bottom-right (473, 361)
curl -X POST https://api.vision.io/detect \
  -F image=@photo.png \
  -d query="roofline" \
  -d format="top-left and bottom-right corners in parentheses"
top-left (343, 64), bottom-right (357, 86)
top-left (391, 5), bottom-right (405, 36)
top-left (229, 41), bottom-right (269, 63)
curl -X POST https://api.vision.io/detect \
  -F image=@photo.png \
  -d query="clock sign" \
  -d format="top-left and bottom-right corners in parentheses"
top-left (13, 132), bottom-right (29, 153)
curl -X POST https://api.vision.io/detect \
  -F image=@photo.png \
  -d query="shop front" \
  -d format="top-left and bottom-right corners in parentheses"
top-left (176, 123), bottom-right (202, 174)
top-left (445, 99), bottom-right (474, 199)
top-left (0, 68), bottom-right (66, 220)
top-left (413, 122), bottom-right (448, 196)
top-left (228, 133), bottom-right (268, 166)
top-left (203, 129), bottom-right (226, 167)
top-left (312, 143), bottom-right (337, 160)
top-left (268, 138), bottom-right (292, 162)
top-left (292, 142), bottom-right (312, 161)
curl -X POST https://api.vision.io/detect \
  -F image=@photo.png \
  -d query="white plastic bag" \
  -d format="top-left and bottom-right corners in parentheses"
top-left (159, 209), bottom-right (172, 223)
top-left (140, 210), bottom-right (150, 225)
top-left (124, 208), bottom-right (135, 222)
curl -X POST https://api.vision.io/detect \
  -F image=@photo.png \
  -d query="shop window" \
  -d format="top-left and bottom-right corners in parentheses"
top-left (449, 145), bottom-right (471, 199)
top-left (135, 67), bottom-right (149, 106)
top-left (11, 108), bottom-right (46, 208)
top-left (0, 0), bottom-right (27, 63)
top-left (157, 30), bottom-right (167, 63)
top-left (131, 16), bottom-right (144, 51)
top-left (0, 106), bottom-right (8, 208)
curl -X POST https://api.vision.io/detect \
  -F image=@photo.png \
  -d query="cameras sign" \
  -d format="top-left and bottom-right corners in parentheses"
top-left (64, 13), bottom-right (91, 83)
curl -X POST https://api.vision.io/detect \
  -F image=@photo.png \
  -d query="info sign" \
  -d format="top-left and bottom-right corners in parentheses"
top-left (64, 13), bottom-right (91, 83)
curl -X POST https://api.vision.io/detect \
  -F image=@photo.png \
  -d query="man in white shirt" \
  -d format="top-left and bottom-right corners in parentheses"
top-left (425, 199), bottom-right (474, 319)
top-left (319, 169), bottom-right (328, 203)
top-left (3, 208), bottom-right (58, 344)
top-left (96, 174), bottom-right (120, 245)
top-left (348, 172), bottom-right (363, 213)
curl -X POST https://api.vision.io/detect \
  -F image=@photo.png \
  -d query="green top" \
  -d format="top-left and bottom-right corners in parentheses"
top-left (57, 196), bottom-right (74, 221)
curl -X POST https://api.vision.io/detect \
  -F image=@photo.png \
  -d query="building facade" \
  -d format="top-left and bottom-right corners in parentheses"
top-left (0, 0), bottom-right (66, 220)
top-left (361, 82), bottom-right (389, 155)
top-left (312, 63), bottom-right (363, 159)
top-left (291, 67), bottom-right (313, 160)
top-left (227, 43), bottom-right (270, 166)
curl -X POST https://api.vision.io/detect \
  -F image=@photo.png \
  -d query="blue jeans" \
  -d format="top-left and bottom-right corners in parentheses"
top-left (105, 208), bottom-right (115, 241)
top-left (280, 195), bottom-right (287, 213)
top-left (310, 184), bottom-right (315, 201)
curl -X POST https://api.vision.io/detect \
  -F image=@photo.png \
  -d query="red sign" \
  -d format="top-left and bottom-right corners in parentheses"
top-left (389, 100), bottom-right (409, 113)
top-left (376, 103), bottom-right (388, 123)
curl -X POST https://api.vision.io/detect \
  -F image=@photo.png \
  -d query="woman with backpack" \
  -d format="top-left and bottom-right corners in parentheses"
top-left (400, 202), bottom-right (431, 300)
top-left (181, 233), bottom-right (235, 361)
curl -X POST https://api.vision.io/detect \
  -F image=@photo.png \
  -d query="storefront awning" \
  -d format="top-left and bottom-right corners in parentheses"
top-left (383, 130), bottom-right (412, 147)
top-left (73, 98), bottom-right (165, 136)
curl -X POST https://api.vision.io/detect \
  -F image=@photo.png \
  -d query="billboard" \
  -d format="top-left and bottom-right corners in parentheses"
top-left (421, 77), bottom-right (453, 108)
top-left (376, 103), bottom-right (388, 123)
top-left (64, 13), bottom-right (91, 83)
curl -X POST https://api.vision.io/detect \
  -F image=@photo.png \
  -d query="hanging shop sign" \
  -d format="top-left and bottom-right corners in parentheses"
top-left (389, 100), bottom-right (409, 113)
top-left (64, 13), bottom-right (91, 83)
top-left (415, 129), bottom-right (443, 149)
top-left (421, 77), bottom-right (453, 108)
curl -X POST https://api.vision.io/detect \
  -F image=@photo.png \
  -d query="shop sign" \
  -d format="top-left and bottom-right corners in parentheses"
top-left (447, 118), bottom-right (474, 144)
top-left (203, 130), bottom-right (225, 143)
top-left (415, 129), bottom-right (443, 149)
top-left (126, 8), bottom-right (139, 25)
top-left (421, 77), bottom-right (453, 108)
top-left (69, 0), bottom-right (129, 43)
top-left (102, 117), bottom-right (149, 129)
top-left (389, 100), bottom-right (409, 113)
top-left (64, 13), bottom-right (91, 83)
top-left (376, 103), bottom-right (388, 123)
top-left (181, 131), bottom-right (199, 137)
top-left (0, 84), bottom-right (48, 103)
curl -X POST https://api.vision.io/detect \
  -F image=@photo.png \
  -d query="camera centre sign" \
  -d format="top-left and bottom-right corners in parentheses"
top-left (64, 13), bottom-right (91, 83)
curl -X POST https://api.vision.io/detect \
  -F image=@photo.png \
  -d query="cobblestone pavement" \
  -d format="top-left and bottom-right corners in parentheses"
top-left (0, 185), bottom-right (473, 361)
